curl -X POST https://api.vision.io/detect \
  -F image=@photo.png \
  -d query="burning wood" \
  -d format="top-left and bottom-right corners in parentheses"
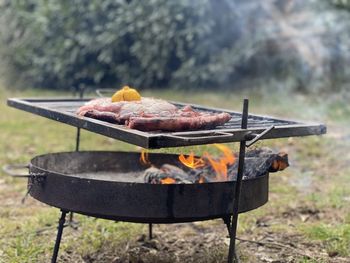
top-left (143, 147), bottom-right (289, 184)
top-left (228, 148), bottom-right (289, 180)
top-left (270, 152), bottom-right (289, 172)
top-left (144, 165), bottom-right (194, 184)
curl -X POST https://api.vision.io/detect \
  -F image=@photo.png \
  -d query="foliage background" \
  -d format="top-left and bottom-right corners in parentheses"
top-left (1, 0), bottom-right (350, 92)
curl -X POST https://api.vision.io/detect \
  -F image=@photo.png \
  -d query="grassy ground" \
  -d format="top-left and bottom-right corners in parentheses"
top-left (0, 85), bottom-right (349, 262)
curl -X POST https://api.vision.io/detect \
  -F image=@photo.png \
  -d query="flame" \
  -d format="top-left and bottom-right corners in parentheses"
top-left (140, 149), bottom-right (151, 165)
top-left (178, 145), bottom-right (235, 182)
top-left (213, 144), bottom-right (235, 165)
top-left (202, 144), bottom-right (236, 181)
top-left (160, 177), bottom-right (176, 184)
top-left (204, 153), bottom-right (228, 181)
top-left (178, 152), bottom-right (205, 169)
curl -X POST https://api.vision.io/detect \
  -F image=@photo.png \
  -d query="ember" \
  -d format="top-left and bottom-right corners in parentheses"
top-left (160, 178), bottom-right (176, 184)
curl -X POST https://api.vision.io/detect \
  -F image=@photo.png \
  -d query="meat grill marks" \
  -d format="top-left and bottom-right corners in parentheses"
top-left (77, 97), bottom-right (232, 131)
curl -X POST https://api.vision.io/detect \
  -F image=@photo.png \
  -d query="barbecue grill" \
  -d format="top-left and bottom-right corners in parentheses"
top-left (6, 95), bottom-right (326, 263)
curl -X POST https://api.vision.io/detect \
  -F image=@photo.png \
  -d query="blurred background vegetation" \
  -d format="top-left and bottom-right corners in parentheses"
top-left (1, 0), bottom-right (350, 93)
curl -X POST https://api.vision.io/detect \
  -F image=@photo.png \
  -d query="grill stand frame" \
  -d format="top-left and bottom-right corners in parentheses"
top-left (31, 95), bottom-right (271, 263)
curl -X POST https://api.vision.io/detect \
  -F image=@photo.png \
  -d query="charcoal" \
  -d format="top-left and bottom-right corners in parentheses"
top-left (188, 168), bottom-right (213, 183)
top-left (143, 165), bottom-right (193, 184)
top-left (161, 164), bottom-right (189, 178)
top-left (245, 147), bottom-right (275, 157)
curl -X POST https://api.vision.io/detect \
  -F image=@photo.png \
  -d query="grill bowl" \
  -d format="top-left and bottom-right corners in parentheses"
top-left (28, 151), bottom-right (268, 223)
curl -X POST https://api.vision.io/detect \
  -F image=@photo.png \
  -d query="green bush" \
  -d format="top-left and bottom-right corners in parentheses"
top-left (1, 0), bottom-right (350, 92)
top-left (0, 0), bottom-right (250, 90)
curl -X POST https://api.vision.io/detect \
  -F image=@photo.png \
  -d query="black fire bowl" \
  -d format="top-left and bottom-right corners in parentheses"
top-left (28, 151), bottom-right (269, 224)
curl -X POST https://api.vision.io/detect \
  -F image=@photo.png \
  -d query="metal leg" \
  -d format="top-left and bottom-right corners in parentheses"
top-left (223, 216), bottom-right (231, 236)
top-left (228, 99), bottom-right (249, 263)
top-left (148, 223), bottom-right (153, 240)
top-left (69, 211), bottom-right (74, 223)
top-left (66, 127), bottom-right (82, 229)
top-left (51, 210), bottom-right (68, 263)
top-left (75, 128), bottom-right (81, 152)
top-left (66, 212), bottom-right (79, 229)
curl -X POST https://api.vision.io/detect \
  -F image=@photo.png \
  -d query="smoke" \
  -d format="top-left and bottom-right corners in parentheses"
top-left (193, 0), bottom-right (350, 93)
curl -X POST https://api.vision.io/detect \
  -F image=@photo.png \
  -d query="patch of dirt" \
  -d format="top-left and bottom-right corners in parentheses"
top-left (237, 231), bottom-right (349, 263)
top-left (280, 205), bottom-right (345, 223)
top-left (64, 215), bottom-right (349, 263)
top-left (77, 221), bottom-right (227, 263)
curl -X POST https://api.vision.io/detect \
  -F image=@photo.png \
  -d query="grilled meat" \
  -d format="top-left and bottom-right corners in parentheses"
top-left (77, 97), bottom-right (231, 131)
top-left (127, 113), bottom-right (231, 131)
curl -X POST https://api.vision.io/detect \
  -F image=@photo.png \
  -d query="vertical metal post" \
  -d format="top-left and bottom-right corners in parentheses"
top-left (223, 216), bottom-right (232, 236)
top-left (51, 210), bottom-right (68, 263)
top-left (69, 85), bottom-right (84, 226)
top-left (148, 223), bottom-right (153, 240)
top-left (75, 84), bottom-right (84, 153)
top-left (228, 99), bottom-right (249, 263)
top-left (75, 128), bottom-right (81, 152)
top-left (68, 132), bottom-right (79, 225)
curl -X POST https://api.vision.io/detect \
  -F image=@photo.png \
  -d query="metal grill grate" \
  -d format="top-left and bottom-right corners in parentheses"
top-left (7, 98), bottom-right (326, 148)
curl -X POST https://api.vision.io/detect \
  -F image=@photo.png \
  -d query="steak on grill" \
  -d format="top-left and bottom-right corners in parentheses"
top-left (127, 113), bottom-right (231, 131)
top-left (78, 98), bottom-right (178, 122)
top-left (77, 98), bottom-right (231, 131)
